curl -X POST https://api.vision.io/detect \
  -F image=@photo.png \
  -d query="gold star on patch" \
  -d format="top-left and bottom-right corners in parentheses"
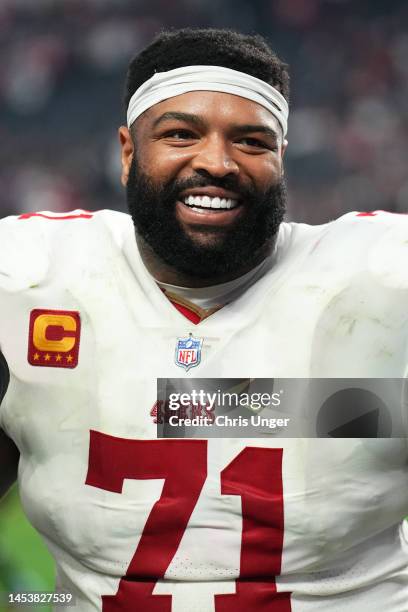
top-left (55, 354), bottom-right (62, 362)
top-left (44, 354), bottom-right (51, 361)
top-left (66, 355), bottom-right (73, 363)
top-left (33, 353), bottom-right (40, 361)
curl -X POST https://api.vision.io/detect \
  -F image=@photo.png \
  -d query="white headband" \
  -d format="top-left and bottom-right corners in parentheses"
top-left (127, 65), bottom-right (289, 136)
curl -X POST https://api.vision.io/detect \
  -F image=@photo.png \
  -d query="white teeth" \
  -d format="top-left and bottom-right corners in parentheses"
top-left (183, 195), bottom-right (238, 209)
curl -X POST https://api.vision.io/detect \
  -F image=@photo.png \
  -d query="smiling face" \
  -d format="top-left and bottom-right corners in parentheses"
top-left (119, 90), bottom-right (287, 283)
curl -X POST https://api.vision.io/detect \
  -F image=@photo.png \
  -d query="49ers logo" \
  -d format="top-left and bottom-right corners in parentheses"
top-left (28, 309), bottom-right (81, 368)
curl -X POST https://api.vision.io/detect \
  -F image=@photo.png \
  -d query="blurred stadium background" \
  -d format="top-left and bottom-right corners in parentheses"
top-left (1, 0), bottom-right (407, 608)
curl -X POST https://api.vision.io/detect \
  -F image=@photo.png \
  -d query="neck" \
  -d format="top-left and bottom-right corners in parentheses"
top-left (136, 234), bottom-right (276, 288)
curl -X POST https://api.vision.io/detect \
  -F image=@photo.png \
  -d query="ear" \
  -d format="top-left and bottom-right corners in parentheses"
top-left (118, 126), bottom-right (134, 186)
top-left (280, 138), bottom-right (288, 176)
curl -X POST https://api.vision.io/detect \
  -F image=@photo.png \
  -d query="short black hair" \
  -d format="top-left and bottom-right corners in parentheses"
top-left (124, 28), bottom-right (290, 110)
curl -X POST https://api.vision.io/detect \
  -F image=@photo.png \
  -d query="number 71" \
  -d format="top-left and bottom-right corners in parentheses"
top-left (86, 432), bottom-right (292, 610)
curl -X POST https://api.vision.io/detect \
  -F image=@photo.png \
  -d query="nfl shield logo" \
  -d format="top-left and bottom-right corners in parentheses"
top-left (175, 333), bottom-right (203, 371)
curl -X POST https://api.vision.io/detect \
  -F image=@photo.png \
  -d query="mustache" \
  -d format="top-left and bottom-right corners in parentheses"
top-left (162, 174), bottom-right (257, 202)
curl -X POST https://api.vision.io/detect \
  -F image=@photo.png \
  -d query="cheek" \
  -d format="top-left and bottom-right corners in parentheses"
top-left (140, 145), bottom-right (193, 181)
top-left (244, 157), bottom-right (282, 189)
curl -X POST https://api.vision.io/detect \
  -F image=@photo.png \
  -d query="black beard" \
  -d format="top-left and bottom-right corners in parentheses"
top-left (126, 159), bottom-right (286, 280)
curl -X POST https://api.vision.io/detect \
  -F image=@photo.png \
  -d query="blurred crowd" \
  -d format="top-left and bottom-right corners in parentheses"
top-left (0, 0), bottom-right (407, 224)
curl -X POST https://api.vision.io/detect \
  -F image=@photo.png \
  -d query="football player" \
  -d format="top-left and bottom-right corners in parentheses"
top-left (0, 28), bottom-right (408, 611)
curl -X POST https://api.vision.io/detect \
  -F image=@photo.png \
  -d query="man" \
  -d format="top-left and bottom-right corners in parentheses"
top-left (0, 28), bottom-right (408, 611)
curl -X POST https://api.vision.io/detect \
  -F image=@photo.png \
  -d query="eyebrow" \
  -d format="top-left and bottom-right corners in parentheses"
top-left (152, 112), bottom-right (279, 140)
top-left (152, 111), bottom-right (207, 130)
top-left (232, 124), bottom-right (279, 140)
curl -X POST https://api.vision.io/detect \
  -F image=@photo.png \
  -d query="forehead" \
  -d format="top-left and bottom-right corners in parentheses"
top-left (141, 90), bottom-right (281, 134)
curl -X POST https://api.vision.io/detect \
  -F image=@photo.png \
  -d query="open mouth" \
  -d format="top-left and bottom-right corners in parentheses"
top-left (175, 188), bottom-right (244, 226)
top-left (181, 194), bottom-right (240, 212)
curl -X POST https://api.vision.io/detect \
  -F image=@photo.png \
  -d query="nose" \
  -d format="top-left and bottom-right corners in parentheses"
top-left (190, 135), bottom-right (239, 178)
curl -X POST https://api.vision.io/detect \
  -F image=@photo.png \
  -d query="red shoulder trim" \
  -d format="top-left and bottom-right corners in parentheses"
top-left (18, 211), bottom-right (94, 221)
top-left (356, 210), bottom-right (408, 217)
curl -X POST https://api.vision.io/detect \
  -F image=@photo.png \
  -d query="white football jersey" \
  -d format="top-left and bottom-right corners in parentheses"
top-left (0, 209), bottom-right (408, 611)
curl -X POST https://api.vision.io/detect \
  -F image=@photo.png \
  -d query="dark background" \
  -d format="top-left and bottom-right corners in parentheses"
top-left (1, 0), bottom-right (407, 224)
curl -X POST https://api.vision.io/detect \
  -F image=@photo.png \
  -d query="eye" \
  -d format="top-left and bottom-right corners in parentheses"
top-left (238, 137), bottom-right (274, 150)
top-left (163, 129), bottom-right (197, 140)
